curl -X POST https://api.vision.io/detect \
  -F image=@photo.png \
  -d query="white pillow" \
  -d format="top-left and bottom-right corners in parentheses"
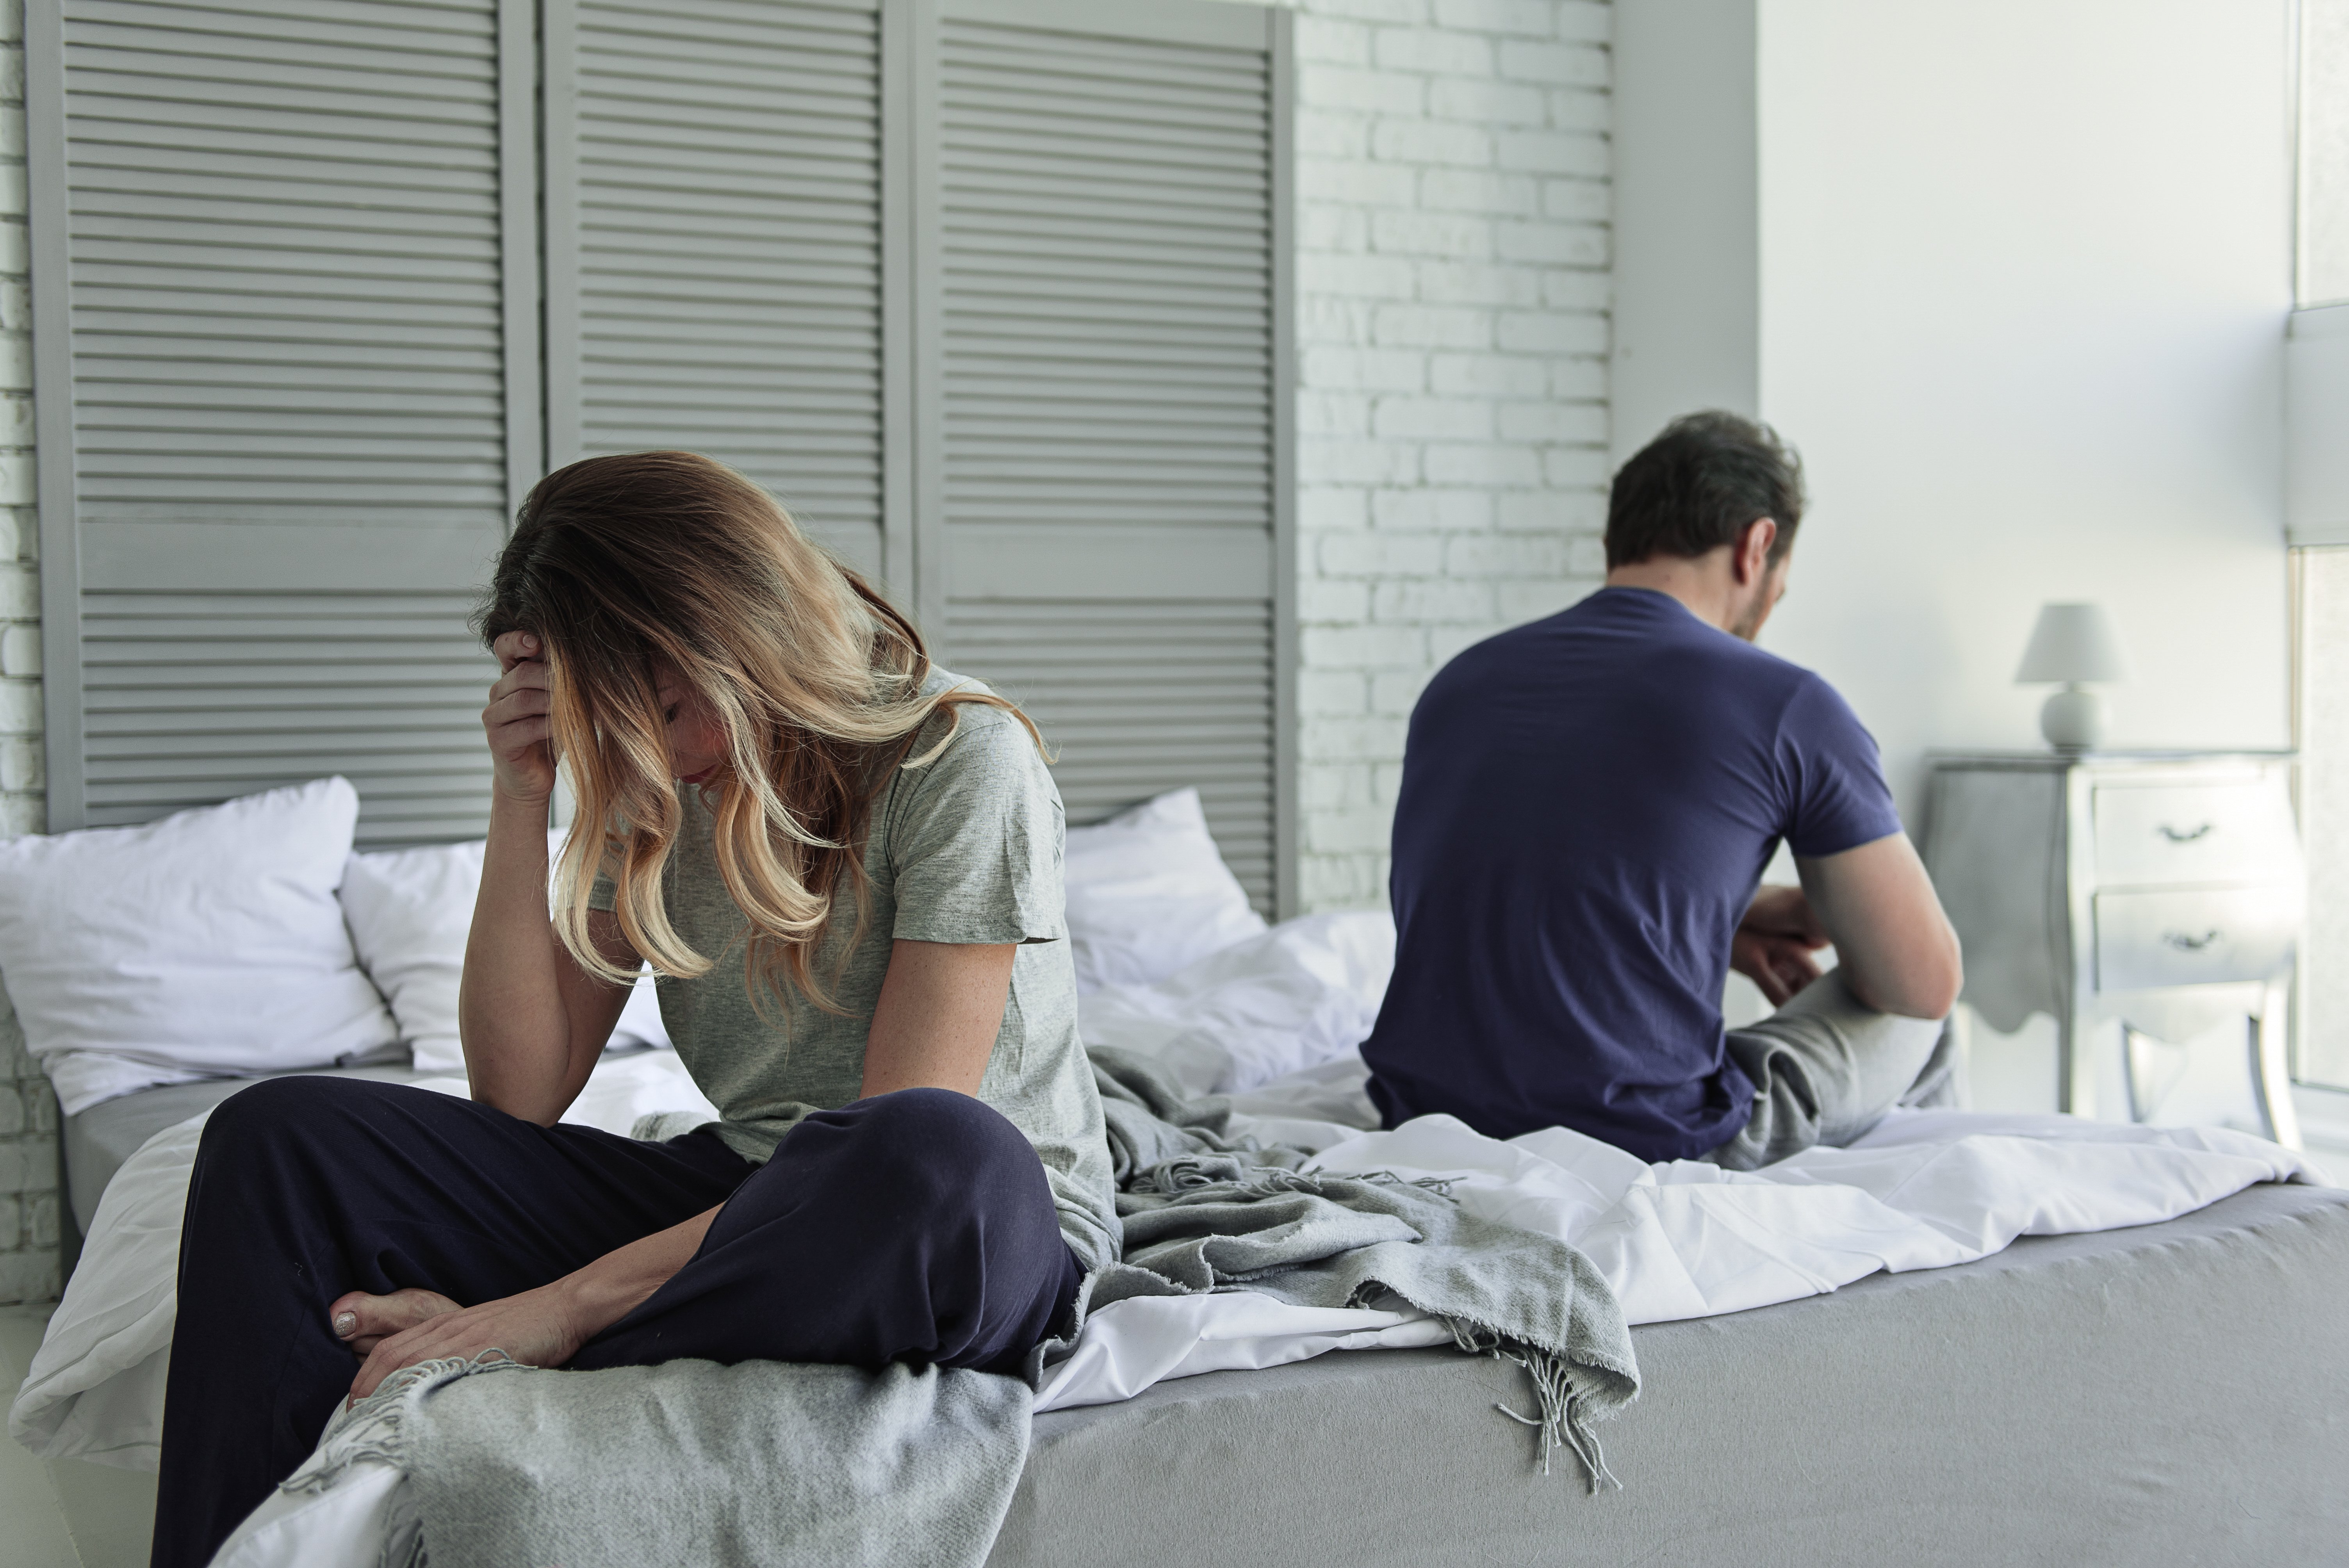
top-left (1062, 788), bottom-right (1267, 994)
top-left (340, 835), bottom-right (670, 1074)
top-left (1078, 911), bottom-right (1397, 1096)
top-left (0, 777), bottom-right (400, 1114)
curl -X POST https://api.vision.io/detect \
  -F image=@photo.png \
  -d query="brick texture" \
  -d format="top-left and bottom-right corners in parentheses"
top-left (0, 0), bottom-right (53, 1306)
top-left (1267, 0), bottom-right (1612, 910)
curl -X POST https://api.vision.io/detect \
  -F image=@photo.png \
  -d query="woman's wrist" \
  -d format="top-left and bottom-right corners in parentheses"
top-left (488, 782), bottom-right (556, 825)
top-left (550, 1260), bottom-right (652, 1344)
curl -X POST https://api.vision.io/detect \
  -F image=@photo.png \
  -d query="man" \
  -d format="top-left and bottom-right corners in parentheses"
top-left (1360, 411), bottom-right (1962, 1168)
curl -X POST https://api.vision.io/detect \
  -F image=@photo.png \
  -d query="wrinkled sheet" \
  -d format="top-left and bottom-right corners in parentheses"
top-left (1035, 1075), bottom-right (2327, 1407)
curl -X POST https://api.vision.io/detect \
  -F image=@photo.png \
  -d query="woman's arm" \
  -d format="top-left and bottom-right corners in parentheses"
top-left (860, 938), bottom-right (1017, 1097)
top-left (460, 631), bottom-right (636, 1123)
top-left (343, 1205), bottom-right (720, 1402)
top-left (340, 937), bottom-right (1018, 1399)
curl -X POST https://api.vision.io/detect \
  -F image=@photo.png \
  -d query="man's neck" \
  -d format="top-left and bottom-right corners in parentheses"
top-left (1605, 551), bottom-right (1742, 634)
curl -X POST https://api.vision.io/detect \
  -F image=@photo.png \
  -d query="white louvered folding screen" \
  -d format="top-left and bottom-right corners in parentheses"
top-left (918, 0), bottom-right (1294, 913)
top-left (27, 0), bottom-right (539, 842)
top-left (28, 0), bottom-right (1292, 904)
top-left (542, 0), bottom-right (899, 585)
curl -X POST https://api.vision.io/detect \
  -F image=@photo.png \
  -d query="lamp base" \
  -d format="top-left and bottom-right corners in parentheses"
top-left (2040, 684), bottom-right (2107, 751)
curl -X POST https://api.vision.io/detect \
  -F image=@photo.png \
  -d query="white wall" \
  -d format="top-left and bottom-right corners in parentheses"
top-left (1261, 0), bottom-right (1617, 910)
top-left (1752, 0), bottom-right (2295, 820)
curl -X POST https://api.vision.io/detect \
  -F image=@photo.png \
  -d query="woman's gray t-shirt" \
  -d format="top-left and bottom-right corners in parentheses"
top-left (590, 674), bottom-right (1118, 1271)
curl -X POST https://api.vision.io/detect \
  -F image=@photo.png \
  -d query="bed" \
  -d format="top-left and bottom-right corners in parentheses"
top-left (7, 780), bottom-right (2346, 1566)
top-left (24, 1040), bottom-right (2344, 1566)
top-left (1000, 1179), bottom-right (2349, 1567)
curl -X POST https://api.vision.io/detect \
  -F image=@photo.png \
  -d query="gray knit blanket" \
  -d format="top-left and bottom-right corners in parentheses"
top-left (298, 1050), bottom-right (1638, 1568)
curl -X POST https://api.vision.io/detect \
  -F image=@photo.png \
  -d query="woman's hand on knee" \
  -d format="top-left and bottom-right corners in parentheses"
top-left (329, 1287), bottom-right (461, 1357)
top-left (344, 1282), bottom-right (593, 1406)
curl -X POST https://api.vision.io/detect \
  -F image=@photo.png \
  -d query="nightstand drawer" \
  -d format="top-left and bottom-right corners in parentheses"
top-left (2092, 780), bottom-right (2298, 887)
top-left (2094, 887), bottom-right (2301, 991)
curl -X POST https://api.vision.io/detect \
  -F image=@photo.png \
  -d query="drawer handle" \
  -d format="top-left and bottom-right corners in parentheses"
top-left (2162, 929), bottom-right (2222, 952)
top-left (2155, 823), bottom-right (2214, 844)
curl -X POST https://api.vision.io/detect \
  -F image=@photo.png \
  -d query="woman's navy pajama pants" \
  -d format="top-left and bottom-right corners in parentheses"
top-left (150, 1078), bottom-right (1084, 1568)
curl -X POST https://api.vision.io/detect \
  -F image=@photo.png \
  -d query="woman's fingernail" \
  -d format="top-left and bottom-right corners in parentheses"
top-left (333, 1311), bottom-right (357, 1339)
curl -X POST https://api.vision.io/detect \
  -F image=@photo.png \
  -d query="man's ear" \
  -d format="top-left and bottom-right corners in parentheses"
top-left (1735, 517), bottom-right (1778, 584)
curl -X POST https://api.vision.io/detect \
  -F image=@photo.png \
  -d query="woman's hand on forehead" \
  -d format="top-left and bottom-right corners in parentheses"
top-left (483, 631), bottom-right (557, 806)
top-left (495, 629), bottom-right (542, 671)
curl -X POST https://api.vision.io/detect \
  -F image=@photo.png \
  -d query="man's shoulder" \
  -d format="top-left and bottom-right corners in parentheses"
top-left (1712, 630), bottom-right (1834, 698)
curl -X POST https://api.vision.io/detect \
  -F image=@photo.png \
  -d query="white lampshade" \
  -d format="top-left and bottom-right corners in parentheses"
top-left (2015, 602), bottom-right (2130, 685)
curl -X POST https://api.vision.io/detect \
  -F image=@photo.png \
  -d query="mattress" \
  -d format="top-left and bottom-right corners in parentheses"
top-left (990, 1181), bottom-right (2349, 1568)
top-left (62, 1061), bottom-right (429, 1238)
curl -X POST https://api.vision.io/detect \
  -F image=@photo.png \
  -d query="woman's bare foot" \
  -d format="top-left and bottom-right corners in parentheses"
top-left (329, 1287), bottom-right (461, 1356)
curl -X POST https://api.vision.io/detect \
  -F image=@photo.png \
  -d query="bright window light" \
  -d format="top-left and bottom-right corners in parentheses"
top-left (2297, 549), bottom-right (2349, 1090)
top-left (2304, 0), bottom-right (2349, 306)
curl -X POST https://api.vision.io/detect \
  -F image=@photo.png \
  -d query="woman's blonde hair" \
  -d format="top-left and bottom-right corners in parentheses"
top-left (478, 451), bottom-right (1041, 1013)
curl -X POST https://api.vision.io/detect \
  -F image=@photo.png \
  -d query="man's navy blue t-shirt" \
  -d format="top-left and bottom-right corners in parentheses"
top-left (1360, 587), bottom-right (1903, 1162)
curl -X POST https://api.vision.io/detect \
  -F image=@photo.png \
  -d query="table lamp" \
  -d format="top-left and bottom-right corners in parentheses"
top-left (2015, 601), bottom-right (2129, 752)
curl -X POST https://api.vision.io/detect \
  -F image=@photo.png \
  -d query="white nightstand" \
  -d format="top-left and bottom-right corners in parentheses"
top-left (1922, 751), bottom-right (2304, 1147)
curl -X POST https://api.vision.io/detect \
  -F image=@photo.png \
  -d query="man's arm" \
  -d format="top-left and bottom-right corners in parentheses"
top-left (1793, 832), bottom-right (1963, 1019)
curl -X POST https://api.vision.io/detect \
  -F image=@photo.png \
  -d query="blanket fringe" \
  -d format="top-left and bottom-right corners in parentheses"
top-left (281, 1349), bottom-right (528, 1568)
top-left (1442, 1318), bottom-right (1620, 1495)
top-left (288, 1349), bottom-right (522, 1497)
top-left (1128, 1155), bottom-right (1465, 1201)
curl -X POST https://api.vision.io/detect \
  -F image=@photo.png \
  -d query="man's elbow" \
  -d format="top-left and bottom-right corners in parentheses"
top-left (1914, 943), bottom-right (1963, 1020)
top-left (1848, 932), bottom-right (1963, 1020)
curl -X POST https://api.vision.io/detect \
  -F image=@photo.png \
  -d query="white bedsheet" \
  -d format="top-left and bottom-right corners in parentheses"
top-left (10, 1050), bottom-right (2328, 1568)
top-left (1033, 1090), bottom-right (2325, 1409)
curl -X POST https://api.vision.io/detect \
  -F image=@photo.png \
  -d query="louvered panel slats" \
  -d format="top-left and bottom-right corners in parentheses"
top-left (948, 601), bottom-right (1277, 908)
top-left (37, 0), bottom-right (527, 841)
top-left (566, 0), bottom-right (886, 574)
top-left (36, 0), bottom-right (1287, 883)
top-left (80, 590), bottom-right (498, 845)
top-left (62, 0), bottom-right (509, 538)
top-left (934, 21), bottom-right (1276, 519)
top-left (936, 11), bottom-right (1281, 912)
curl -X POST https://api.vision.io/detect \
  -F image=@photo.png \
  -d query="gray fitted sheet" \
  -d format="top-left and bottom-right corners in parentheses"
top-left (63, 1061), bottom-right (429, 1237)
top-left (992, 1181), bottom-right (2349, 1568)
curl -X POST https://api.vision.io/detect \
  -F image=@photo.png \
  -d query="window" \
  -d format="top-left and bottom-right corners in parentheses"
top-left (2294, 5), bottom-right (2349, 1091)
top-left (2303, 0), bottom-right (2349, 306)
top-left (2295, 550), bottom-right (2349, 1090)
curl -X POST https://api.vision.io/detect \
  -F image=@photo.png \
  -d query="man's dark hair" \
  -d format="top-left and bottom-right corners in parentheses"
top-left (1604, 411), bottom-right (1805, 570)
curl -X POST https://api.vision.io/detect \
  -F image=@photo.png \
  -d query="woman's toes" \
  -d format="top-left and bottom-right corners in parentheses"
top-left (328, 1287), bottom-right (460, 1348)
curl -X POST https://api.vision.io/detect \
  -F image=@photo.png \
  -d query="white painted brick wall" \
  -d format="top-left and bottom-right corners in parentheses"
top-left (0, 0), bottom-right (58, 1306)
top-left (1268, 0), bottom-right (1613, 910)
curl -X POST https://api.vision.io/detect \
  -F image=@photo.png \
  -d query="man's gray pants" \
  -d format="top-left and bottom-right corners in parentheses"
top-left (1702, 971), bottom-right (1957, 1171)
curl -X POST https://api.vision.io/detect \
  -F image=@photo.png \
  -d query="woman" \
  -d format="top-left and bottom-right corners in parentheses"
top-left (152, 453), bottom-right (1118, 1568)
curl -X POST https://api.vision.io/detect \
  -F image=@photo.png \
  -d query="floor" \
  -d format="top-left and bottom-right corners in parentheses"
top-left (0, 1306), bottom-right (156, 1568)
